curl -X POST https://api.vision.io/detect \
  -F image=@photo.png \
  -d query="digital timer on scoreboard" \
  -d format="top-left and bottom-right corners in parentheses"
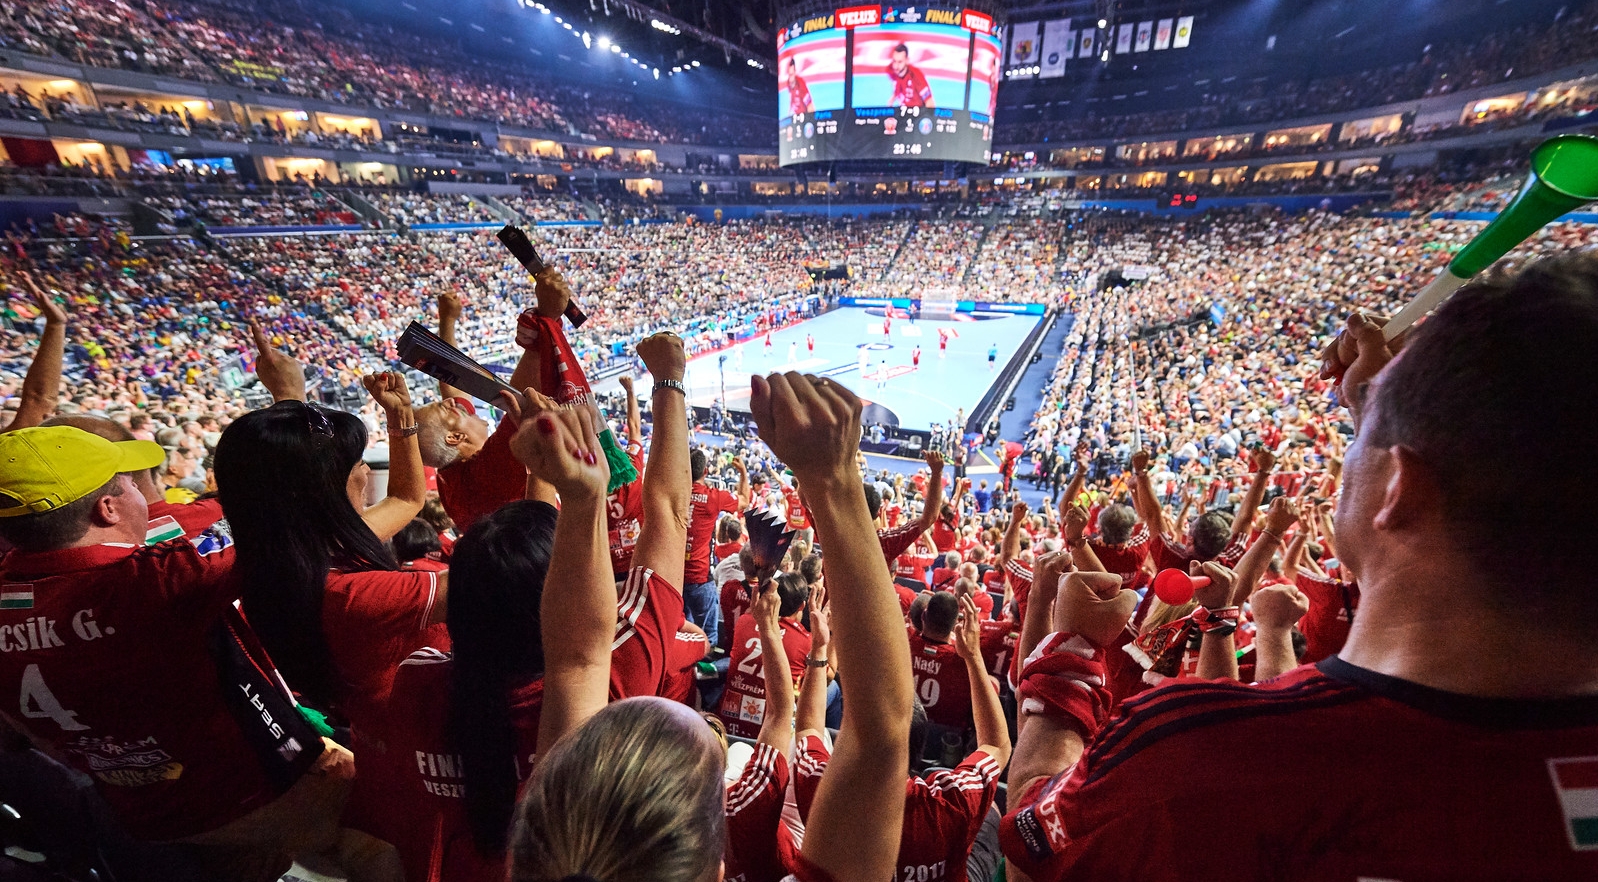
top-left (778, 5), bottom-right (1001, 166)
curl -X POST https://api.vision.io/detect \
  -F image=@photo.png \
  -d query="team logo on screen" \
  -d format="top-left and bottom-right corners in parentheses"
top-left (804, 122), bottom-right (815, 138)
top-left (919, 117), bottom-right (933, 134)
top-left (884, 118), bottom-right (898, 135)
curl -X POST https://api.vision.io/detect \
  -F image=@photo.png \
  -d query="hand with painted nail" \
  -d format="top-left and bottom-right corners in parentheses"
top-left (507, 386), bottom-right (609, 499)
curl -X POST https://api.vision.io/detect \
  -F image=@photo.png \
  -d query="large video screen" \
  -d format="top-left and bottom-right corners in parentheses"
top-left (778, 6), bottom-right (998, 166)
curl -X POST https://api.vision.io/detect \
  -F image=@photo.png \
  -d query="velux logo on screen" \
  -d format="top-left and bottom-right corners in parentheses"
top-left (834, 5), bottom-right (881, 28)
top-left (961, 10), bottom-right (994, 34)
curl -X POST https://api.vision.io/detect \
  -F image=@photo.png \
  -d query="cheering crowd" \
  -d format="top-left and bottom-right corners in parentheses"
top-left (1, 184), bottom-right (1596, 880)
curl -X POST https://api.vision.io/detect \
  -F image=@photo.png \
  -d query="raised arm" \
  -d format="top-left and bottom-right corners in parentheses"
top-left (953, 594), bottom-right (1011, 768)
top-left (794, 588), bottom-right (831, 742)
top-left (518, 397), bottom-right (615, 753)
top-left (435, 289), bottom-right (465, 400)
top-left (631, 333), bottom-right (691, 589)
top-left (910, 449), bottom-right (945, 535)
top-left (1228, 497), bottom-right (1298, 607)
top-left (1056, 441), bottom-right (1089, 509)
top-left (749, 372), bottom-right (911, 882)
top-left (358, 372), bottom-right (426, 541)
top-left (753, 580), bottom-right (796, 756)
top-left (1127, 449), bottom-right (1167, 536)
top-left (1250, 583), bottom-right (1310, 682)
top-left (1191, 562), bottom-right (1240, 681)
top-left (2, 273), bottom-right (66, 432)
top-left (618, 375), bottom-right (642, 445)
top-left (250, 321), bottom-right (307, 404)
top-left (999, 499), bottom-right (1029, 568)
top-left (509, 267), bottom-right (575, 393)
top-left (732, 457), bottom-right (751, 508)
top-left (1062, 505), bottom-right (1107, 574)
top-left (1229, 445), bottom-right (1277, 542)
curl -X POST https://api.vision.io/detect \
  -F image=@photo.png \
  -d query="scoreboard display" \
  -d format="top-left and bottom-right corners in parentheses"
top-left (778, 6), bottom-right (1001, 166)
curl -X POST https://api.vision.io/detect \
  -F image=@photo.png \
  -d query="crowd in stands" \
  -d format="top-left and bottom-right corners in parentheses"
top-left (497, 192), bottom-right (584, 223)
top-left (0, 0), bottom-right (772, 146)
top-left (363, 192), bottom-right (501, 227)
top-left (869, 220), bottom-right (986, 300)
top-left (146, 186), bottom-right (360, 228)
top-left (2, 172), bottom-right (1595, 882)
top-left (997, 1), bottom-right (1598, 145)
top-left (965, 220), bottom-right (1068, 303)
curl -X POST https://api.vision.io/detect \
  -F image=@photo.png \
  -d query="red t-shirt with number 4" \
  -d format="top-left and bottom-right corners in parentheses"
top-left (717, 614), bottom-right (810, 739)
top-left (796, 735), bottom-right (1002, 882)
top-left (725, 742), bottom-right (794, 882)
top-left (0, 532), bottom-right (275, 841)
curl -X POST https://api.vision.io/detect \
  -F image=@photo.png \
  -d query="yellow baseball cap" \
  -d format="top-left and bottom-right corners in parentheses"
top-left (0, 426), bottom-right (165, 517)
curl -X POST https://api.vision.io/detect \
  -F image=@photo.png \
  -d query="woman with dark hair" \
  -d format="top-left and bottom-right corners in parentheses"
top-left (512, 370), bottom-right (916, 882)
top-left (392, 517), bottom-right (447, 571)
top-left (213, 371), bottom-right (437, 728)
top-left (351, 332), bottom-right (699, 881)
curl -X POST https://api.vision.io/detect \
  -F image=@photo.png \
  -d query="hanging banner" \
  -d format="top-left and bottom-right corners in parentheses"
top-left (1040, 18), bottom-right (1072, 77)
top-left (1116, 23), bottom-right (1134, 54)
top-left (1135, 21), bottom-right (1153, 52)
top-left (1173, 15), bottom-right (1195, 48)
top-left (1009, 20), bottom-right (1041, 66)
top-left (1155, 18), bottom-right (1174, 50)
top-left (1078, 28), bottom-right (1096, 58)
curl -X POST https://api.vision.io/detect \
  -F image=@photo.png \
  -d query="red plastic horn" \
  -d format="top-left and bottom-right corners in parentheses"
top-left (1152, 569), bottom-right (1210, 605)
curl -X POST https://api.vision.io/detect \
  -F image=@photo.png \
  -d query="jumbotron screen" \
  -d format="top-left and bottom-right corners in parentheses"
top-left (778, 6), bottom-right (999, 166)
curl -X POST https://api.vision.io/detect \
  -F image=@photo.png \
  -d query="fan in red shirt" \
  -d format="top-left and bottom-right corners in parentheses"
top-left (876, 451), bottom-right (947, 568)
top-left (798, 594), bottom-right (1008, 882)
top-left (907, 592), bottom-right (976, 731)
top-left (887, 43), bottom-right (934, 108)
top-left (605, 442), bottom-right (646, 575)
top-left (1002, 267), bottom-right (1598, 880)
top-left (718, 573), bottom-right (811, 739)
top-left (417, 270), bottom-right (588, 534)
top-left (687, 451), bottom-right (746, 644)
top-left (356, 333), bottom-right (697, 881)
top-left (0, 426), bottom-right (351, 860)
top-left (781, 477), bottom-right (812, 536)
top-left (930, 477), bottom-right (968, 553)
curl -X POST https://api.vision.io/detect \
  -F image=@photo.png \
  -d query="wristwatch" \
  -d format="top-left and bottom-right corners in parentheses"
top-left (654, 378), bottom-right (686, 396)
top-left (806, 655), bottom-right (830, 668)
top-left (389, 424), bottom-right (420, 439)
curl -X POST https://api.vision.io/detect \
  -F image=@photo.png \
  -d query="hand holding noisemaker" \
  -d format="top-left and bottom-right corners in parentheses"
top-left (497, 224), bottom-right (588, 328)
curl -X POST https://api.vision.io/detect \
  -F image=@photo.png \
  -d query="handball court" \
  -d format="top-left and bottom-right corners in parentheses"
top-left (681, 306), bottom-right (1043, 431)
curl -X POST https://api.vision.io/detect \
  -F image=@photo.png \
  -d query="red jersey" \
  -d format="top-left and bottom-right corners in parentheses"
top-left (787, 76), bottom-right (814, 115)
top-left (1295, 570), bottom-right (1359, 664)
top-left (317, 568), bottom-right (442, 733)
top-left (931, 566), bottom-right (960, 591)
top-left (978, 620), bottom-right (1018, 682)
top-left (895, 583), bottom-right (920, 615)
top-left (879, 521), bottom-right (923, 565)
top-left (605, 447), bottom-right (647, 576)
top-left (1089, 521), bottom-right (1152, 588)
top-left (781, 484), bottom-right (811, 530)
top-left (949, 588), bottom-right (993, 622)
top-left (717, 614), bottom-right (811, 739)
top-left (436, 400), bottom-right (523, 534)
top-left (897, 546), bottom-right (936, 585)
top-left (0, 532), bottom-right (279, 841)
top-left (1005, 560), bottom-right (1036, 626)
top-left (687, 482), bottom-right (739, 584)
top-left (1148, 528), bottom-right (1247, 573)
top-left (349, 648), bottom-right (542, 882)
top-left (720, 579), bottom-right (755, 650)
top-left (146, 497), bottom-right (223, 538)
top-left (797, 736), bottom-right (1001, 882)
top-left (908, 631), bottom-right (974, 730)
top-left (1002, 658), bottom-right (1598, 881)
top-left (611, 566), bottom-right (690, 699)
top-left (889, 64), bottom-right (934, 108)
top-left (725, 742), bottom-right (793, 882)
top-left (931, 516), bottom-right (959, 553)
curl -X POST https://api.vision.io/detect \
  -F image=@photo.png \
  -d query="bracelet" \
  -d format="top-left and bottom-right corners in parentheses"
top-left (389, 424), bottom-right (419, 439)
top-left (806, 655), bottom-right (830, 668)
top-left (654, 378), bottom-right (686, 396)
top-left (1259, 528), bottom-right (1284, 542)
top-left (1191, 605), bottom-right (1241, 634)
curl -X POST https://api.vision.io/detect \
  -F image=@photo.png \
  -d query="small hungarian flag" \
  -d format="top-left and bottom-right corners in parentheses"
top-left (145, 515), bottom-right (184, 545)
top-left (0, 585), bottom-right (34, 610)
top-left (1550, 757), bottom-right (1598, 850)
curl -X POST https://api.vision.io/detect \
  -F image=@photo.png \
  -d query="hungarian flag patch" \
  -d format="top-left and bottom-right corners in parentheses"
top-left (0, 585), bottom-right (32, 610)
top-left (1549, 756), bottom-right (1598, 850)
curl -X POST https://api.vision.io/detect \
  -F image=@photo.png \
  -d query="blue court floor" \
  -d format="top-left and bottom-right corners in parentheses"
top-left (681, 307), bottom-right (1042, 431)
